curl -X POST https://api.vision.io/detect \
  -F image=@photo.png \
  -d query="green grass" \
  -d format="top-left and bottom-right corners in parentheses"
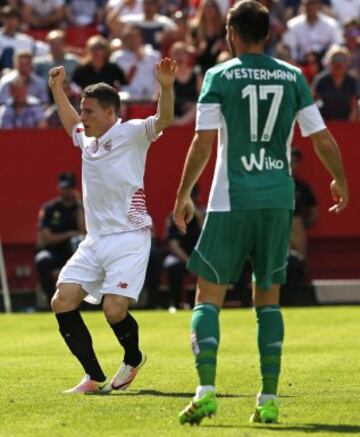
top-left (1, 307), bottom-right (360, 437)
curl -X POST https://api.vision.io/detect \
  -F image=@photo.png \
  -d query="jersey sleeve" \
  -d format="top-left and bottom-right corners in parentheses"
top-left (296, 72), bottom-right (326, 136)
top-left (196, 70), bottom-right (222, 131)
top-left (126, 116), bottom-right (162, 149)
top-left (72, 123), bottom-right (86, 150)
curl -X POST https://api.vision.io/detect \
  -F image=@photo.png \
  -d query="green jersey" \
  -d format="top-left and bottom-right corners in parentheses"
top-left (196, 53), bottom-right (325, 211)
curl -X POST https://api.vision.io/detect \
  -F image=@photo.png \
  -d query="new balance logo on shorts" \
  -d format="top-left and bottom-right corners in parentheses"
top-left (117, 282), bottom-right (128, 289)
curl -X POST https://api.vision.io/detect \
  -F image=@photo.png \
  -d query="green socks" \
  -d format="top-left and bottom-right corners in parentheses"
top-left (191, 303), bottom-right (220, 386)
top-left (256, 305), bottom-right (284, 395)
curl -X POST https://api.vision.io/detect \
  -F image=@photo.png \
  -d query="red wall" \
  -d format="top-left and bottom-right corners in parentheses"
top-left (0, 122), bottom-right (359, 244)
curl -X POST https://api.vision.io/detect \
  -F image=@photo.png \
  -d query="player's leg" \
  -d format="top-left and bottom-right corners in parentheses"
top-left (179, 277), bottom-right (226, 425)
top-left (52, 237), bottom-right (111, 393)
top-left (103, 294), bottom-right (146, 390)
top-left (250, 209), bottom-right (292, 423)
top-left (51, 283), bottom-right (110, 393)
top-left (250, 283), bottom-right (282, 423)
top-left (179, 212), bottom-right (251, 425)
top-left (101, 229), bottom-right (151, 390)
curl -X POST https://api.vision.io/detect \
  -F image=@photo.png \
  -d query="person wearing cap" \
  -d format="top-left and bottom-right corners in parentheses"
top-left (34, 172), bottom-right (85, 306)
top-left (163, 184), bottom-right (204, 312)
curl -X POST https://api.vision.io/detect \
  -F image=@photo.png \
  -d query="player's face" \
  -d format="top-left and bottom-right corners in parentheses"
top-left (80, 97), bottom-right (113, 138)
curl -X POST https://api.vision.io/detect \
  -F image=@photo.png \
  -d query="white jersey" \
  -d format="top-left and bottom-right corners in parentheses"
top-left (72, 116), bottom-right (160, 235)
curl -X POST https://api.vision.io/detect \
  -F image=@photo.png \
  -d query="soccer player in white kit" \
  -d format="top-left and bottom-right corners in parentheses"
top-left (49, 58), bottom-right (176, 393)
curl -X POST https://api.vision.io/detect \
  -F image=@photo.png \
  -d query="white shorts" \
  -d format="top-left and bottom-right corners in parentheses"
top-left (57, 228), bottom-right (151, 304)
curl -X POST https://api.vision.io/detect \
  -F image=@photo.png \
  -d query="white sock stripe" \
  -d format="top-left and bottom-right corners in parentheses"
top-left (258, 307), bottom-right (281, 314)
top-left (198, 336), bottom-right (219, 346)
top-left (266, 341), bottom-right (283, 348)
top-left (195, 303), bottom-right (219, 314)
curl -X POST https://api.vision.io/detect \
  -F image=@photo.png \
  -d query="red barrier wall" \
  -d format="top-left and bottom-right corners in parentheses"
top-left (1, 122), bottom-right (359, 244)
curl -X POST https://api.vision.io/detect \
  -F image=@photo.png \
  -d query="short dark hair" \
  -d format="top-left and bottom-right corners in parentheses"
top-left (228, 0), bottom-right (269, 44)
top-left (81, 82), bottom-right (121, 115)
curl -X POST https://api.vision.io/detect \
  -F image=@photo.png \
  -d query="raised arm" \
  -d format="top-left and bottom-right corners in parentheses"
top-left (48, 66), bottom-right (81, 137)
top-left (310, 128), bottom-right (349, 214)
top-left (154, 58), bottom-right (176, 134)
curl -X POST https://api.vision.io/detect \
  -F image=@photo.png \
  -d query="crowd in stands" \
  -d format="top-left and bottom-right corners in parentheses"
top-left (0, 0), bottom-right (359, 128)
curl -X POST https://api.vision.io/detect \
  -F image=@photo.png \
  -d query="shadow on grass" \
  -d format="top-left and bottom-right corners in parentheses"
top-left (89, 389), bottom-right (251, 398)
top-left (244, 423), bottom-right (360, 434)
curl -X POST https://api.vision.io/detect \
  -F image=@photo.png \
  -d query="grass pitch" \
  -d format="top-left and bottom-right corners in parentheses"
top-left (1, 306), bottom-right (360, 437)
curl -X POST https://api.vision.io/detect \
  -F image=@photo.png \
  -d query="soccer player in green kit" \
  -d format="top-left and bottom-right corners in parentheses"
top-left (174, 0), bottom-right (349, 426)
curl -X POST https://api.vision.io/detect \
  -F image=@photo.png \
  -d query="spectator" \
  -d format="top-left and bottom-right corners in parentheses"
top-left (22, 0), bottom-right (65, 30)
top-left (110, 24), bottom-right (160, 100)
top-left (107, 0), bottom-right (176, 51)
top-left (34, 172), bottom-right (85, 305)
top-left (282, 0), bottom-right (343, 63)
top-left (33, 30), bottom-right (80, 82)
top-left (301, 50), bottom-right (319, 84)
top-left (0, 50), bottom-right (49, 104)
top-left (259, 0), bottom-right (286, 54)
top-left (0, 5), bottom-right (35, 71)
top-left (190, 0), bottom-right (226, 74)
top-left (343, 19), bottom-right (360, 80)
top-left (169, 41), bottom-right (202, 125)
top-left (290, 148), bottom-right (318, 258)
top-left (105, 0), bottom-right (143, 20)
top-left (0, 75), bottom-right (47, 128)
top-left (286, 148), bottom-right (318, 287)
top-left (65, 0), bottom-right (104, 27)
top-left (161, 10), bottom-right (191, 57)
top-left (312, 45), bottom-right (358, 120)
top-left (72, 35), bottom-right (127, 89)
top-left (143, 228), bottom-right (163, 309)
top-left (274, 41), bottom-right (297, 64)
top-left (163, 185), bottom-right (204, 311)
top-left (330, 0), bottom-right (360, 26)
top-left (189, 0), bottom-right (232, 18)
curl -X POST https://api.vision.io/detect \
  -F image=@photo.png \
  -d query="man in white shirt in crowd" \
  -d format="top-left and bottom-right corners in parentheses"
top-left (106, 0), bottom-right (143, 20)
top-left (282, 0), bottom-right (343, 63)
top-left (107, 0), bottom-right (176, 50)
top-left (110, 24), bottom-right (160, 100)
top-left (0, 5), bottom-right (35, 70)
top-left (0, 50), bottom-right (49, 104)
top-left (22, 0), bottom-right (65, 29)
top-left (48, 57), bottom-right (175, 394)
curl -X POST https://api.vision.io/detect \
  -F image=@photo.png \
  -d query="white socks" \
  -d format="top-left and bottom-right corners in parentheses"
top-left (257, 393), bottom-right (277, 406)
top-left (195, 385), bottom-right (215, 399)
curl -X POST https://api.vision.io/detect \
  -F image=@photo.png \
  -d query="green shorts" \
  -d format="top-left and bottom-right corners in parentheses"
top-left (187, 210), bottom-right (292, 291)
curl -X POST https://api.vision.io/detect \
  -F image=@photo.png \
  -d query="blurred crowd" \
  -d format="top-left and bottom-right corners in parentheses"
top-left (0, 0), bottom-right (359, 128)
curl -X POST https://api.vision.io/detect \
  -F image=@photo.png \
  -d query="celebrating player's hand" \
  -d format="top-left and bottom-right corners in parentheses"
top-left (156, 58), bottom-right (176, 88)
top-left (173, 195), bottom-right (195, 234)
top-left (49, 66), bottom-right (66, 89)
top-left (328, 179), bottom-right (349, 214)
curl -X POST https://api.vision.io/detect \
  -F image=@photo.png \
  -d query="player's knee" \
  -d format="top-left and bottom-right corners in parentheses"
top-left (103, 296), bottom-right (128, 323)
top-left (51, 287), bottom-right (81, 314)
